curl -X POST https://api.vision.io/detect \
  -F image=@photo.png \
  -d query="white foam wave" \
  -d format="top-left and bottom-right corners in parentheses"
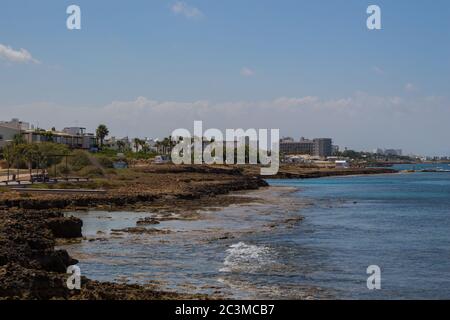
top-left (219, 242), bottom-right (275, 273)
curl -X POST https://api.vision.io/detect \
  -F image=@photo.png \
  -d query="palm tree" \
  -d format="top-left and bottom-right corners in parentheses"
top-left (96, 124), bottom-right (109, 149)
top-left (133, 138), bottom-right (142, 153)
top-left (117, 140), bottom-right (126, 152)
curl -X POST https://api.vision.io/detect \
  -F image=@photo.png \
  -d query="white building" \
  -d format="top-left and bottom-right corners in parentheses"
top-left (0, 118), bottom-right (30, 131)
top-left (0, 125), bottom-right (20, 148)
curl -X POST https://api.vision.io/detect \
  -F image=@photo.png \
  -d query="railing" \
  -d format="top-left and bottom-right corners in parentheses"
top-left (0, 177), bottom-right (91, 187)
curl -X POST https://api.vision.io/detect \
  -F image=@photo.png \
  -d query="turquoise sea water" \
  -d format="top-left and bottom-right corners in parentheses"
top-left (268, 164), bottom-right (450, 299)
top-left (60, 163), bottom-right (450, 299)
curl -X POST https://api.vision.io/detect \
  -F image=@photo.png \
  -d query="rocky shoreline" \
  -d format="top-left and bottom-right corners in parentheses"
top-left (244, 166), bottom-right (397, 179)
top-left (0, 166), bottom-right (267, 300)
top-left (0, 164), bottom-right (395, 300)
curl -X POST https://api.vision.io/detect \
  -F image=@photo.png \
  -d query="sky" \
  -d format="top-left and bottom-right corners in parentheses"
top-left (0, 0), bottom-right (449, 156)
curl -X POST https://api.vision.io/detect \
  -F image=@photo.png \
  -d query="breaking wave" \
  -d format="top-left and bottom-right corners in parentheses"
top-left (219, 242), bottom-right (275, 273)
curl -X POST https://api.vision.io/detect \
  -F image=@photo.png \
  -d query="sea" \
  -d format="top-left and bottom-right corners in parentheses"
top-left (59, 163), bottom-right (450, 299)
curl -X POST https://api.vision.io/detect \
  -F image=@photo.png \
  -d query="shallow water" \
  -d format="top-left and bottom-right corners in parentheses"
top-left (60, 165), bottom-right (450, 299)
top-left (60, 188), bottom-right (322, 299)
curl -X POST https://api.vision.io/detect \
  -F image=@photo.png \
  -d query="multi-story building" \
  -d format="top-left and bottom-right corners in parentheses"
top-left (23, 128), bottom-right (97, 150)
top-left (0, 119), bottom-right (97, 150)
top-left (280, 137), bottom-right (314, 155)
top-left (384, 149), bottom-right (402, 157)
top-left (313, 138), bottom-right (333, 157)
top-left (280, 137), bottom-right (333, 157)
top-left (0, 118), bottom-right (31, 148)
top-left (0, 118), bottom-right (31, 131)
top-left (104, 136), bottom-right (132, 151)
top-left (0, 124), bottom-right (20, 149)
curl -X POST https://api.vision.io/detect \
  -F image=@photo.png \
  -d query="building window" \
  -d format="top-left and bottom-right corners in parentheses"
top-left (0, 135), bottom-right (3, 141)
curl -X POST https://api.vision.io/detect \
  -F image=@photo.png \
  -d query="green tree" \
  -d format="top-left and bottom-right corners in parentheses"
top-left (23, 143), bottom-right (39, 178)
top-left (96, 124), bottom-right (109, 148)
top-left (2, 144), bottom-right (16, 181)
top-left (12, 133), bottom-right (26, 145)
top-left (116, 140), bottom-right (126, 152)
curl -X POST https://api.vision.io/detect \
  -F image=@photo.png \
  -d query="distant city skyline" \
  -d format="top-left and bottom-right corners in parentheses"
top-left (1, 0), bottom-right (449, 156)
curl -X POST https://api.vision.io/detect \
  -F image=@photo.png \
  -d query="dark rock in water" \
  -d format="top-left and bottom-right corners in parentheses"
top-left (136, 217), bottom-right (160, 226)
top-left (46, 217), bottom-right (83, 239)
top-left (0, 263), bottom-right (70, 300)
top-left (0, 166), bottom-right (268, 299)
top-left (0, 210), bottom-right (78, 273)
top-left (111, 227), bottom-right (171, 235)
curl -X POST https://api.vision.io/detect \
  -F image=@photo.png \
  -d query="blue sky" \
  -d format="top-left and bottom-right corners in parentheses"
top-left (1, 0), bottom-right (449, 155)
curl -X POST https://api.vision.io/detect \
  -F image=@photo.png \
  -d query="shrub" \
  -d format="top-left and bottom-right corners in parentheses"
top-left (55, 163), bottom-right (71, 176)
top-left (97, 156), bottom-right (114, 169)
top-left (105, 168), bottom-right (118, 175)
top-left (78, 165), bottom-right (104, 178)
top-left (68, 150), bottom-right (92, 171)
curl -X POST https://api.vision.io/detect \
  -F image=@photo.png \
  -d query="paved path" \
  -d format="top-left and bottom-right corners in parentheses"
top-left (0, 172), bottom-right (32, 183)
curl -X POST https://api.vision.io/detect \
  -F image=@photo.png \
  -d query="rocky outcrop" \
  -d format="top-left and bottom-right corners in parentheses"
top-left (0, 210), bottom-right (79, 273)
top-left (0, 172), bottom-right (267, 211)
top-left (0, 209), bottom-right (208, 300)
top-left (268, 167), bottom-right (397, 179)
top-left (0, 166), bottom-right (267, 300)
top-left (0, 263), bottom-right (70, 300)
top-left (46, 217), bottom-right (83, 239)
top-left (136, 217), bottom-right (160, 225)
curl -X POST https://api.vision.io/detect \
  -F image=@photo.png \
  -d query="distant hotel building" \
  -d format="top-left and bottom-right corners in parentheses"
top-left (373, 148), bottom-right (403, 156)
top-left (280, 137), bottom-right (333, 157)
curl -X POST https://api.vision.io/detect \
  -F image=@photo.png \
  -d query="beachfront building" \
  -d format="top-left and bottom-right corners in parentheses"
top-left (0, 118), bottom-right (31, 148)
top-left (0, 124), bottom-right (20, 149)
top-left (23, 127), bottom-right (97, 150)
top-left (280, 137), bottom-right (333, 158)
top-left (384, 149), bottom-right (403, 157)
top-left (313, 138), bottom-right (333, 158)
top-left (335, 160), bottom-right (350, 168)
top-left (0, 118), bottom-right (31, 131)
top-left (0, 118), bottom-right (97, 150)
top-left (280, 137), bottom-right (314, 155)
top-left (104, 136), bottom-right (132, 151)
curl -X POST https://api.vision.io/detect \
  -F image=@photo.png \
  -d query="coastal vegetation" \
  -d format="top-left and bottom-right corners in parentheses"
top-left (95, 124), bottom-right (109, 148)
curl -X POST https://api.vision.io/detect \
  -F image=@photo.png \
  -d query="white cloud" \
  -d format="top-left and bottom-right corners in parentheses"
top-left (171, 1), bottom-right (203, 19)
top-left (2, 92), bottom-right (449, 155)
top-left (404, 83), bottom-right (416, 92)
top-left (240, 67), bottom-right (255, 77)
top-left (372, 66), bottom-right (385, 75)
top-left (0, 44), bottom-right (40, 64)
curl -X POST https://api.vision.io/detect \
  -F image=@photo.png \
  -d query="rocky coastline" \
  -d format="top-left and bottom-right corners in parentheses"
top-left (0, 166), bottom-right (267, 300)
top-left (0, 164), bottom-right (395, 300)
